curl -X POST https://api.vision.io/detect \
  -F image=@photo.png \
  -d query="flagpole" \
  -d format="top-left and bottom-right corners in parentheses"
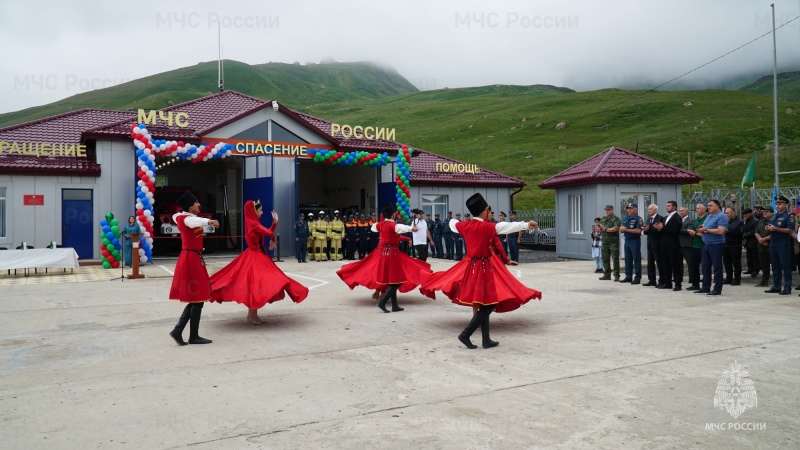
top-left (771, 4), bottom-right (780, 193)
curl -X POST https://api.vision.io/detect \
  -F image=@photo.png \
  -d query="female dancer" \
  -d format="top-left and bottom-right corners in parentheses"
top-left (420, 193), bottom-right (542, 349)
top-left (210, 200), bottom-right (309, 324)
top-left (337, 203), bottom-right (432, 312)
top-left (123, 215), bottom-right (141, 267)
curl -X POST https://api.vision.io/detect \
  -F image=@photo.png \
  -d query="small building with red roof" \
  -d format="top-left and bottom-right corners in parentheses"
top-left (0, 91), bottom-right (523, 259)
top-left (539, 146), bottom-right (701, 260)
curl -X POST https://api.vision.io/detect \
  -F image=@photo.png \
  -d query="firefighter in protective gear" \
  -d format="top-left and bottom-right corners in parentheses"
top-left (345, 214), bottom-right (358, 260)
top-left (329, 210), bottom-right (344, 261)
top-left (357, 213), bottom-right (370, 259)
top-left (306, 213), bottom-right (315, 261)
top-left (314, 211), bottom-right (328, 261)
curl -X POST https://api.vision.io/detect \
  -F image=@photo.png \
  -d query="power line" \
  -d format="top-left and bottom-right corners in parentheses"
top-left (572, 15), bottom-right (800, 123)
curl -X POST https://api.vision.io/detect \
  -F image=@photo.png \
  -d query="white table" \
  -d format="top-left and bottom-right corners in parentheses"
top-left (0, 248), bottom-right (80, 275)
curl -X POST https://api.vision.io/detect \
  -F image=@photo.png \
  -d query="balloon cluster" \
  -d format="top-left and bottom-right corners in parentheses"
top-left (394, 145), bottom-right (413, 221)
top-left (130, 124), bottom-right (234, 259)
top-left (99, 212), bottom-right (121, 269)
top-left (309, 149), bottom-right (390, 167)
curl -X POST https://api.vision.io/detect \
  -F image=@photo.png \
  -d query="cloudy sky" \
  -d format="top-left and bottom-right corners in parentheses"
top-left (1, 0), bottom-right (799, 114)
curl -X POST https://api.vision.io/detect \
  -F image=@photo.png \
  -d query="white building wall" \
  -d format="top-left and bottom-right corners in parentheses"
top-left (555, 183), bottom-right (687, 260)
top-left (408, 185), bottom-right (513, 218)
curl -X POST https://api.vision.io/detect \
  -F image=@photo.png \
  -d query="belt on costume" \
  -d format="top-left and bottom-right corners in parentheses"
top-left (181, 248), bottom-right (206, 265)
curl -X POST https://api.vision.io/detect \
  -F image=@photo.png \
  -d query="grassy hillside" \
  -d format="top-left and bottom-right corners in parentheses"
top-left (0, 60), bottom-right (418, 127)
top-left (738, 71), bottom-right (800, 102)
top-left (302, 87), bottom-right (800, 209)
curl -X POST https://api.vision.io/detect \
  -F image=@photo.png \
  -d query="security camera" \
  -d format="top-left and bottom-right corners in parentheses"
top-left (271, 101), bottom-right (279, 112)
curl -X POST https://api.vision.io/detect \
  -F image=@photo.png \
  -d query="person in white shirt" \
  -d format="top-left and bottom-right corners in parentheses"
top-left (411, 209), bottom-right (434, 262)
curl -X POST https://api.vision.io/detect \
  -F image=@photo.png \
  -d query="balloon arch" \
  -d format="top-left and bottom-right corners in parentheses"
top-left (129, 124), bottom-right (411, 261)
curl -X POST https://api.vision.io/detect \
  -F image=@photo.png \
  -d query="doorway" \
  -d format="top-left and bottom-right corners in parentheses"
top-left (62, 189), bottom-right (93, 259)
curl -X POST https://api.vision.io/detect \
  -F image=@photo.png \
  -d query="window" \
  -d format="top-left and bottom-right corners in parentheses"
top-left (569, 194), bottom-right (583, 234)
top-left (422, 194), bottom-right (448, 219)
top-left (0, 187), bottom-right (5, 238)
top-left (244, 155), bottom-right (271, 179)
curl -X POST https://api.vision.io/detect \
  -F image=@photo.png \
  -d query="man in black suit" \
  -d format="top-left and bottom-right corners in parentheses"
top-left (641, 203), bottom-right (664, 287)
top-left (654, 200), bottom-right (684, 291)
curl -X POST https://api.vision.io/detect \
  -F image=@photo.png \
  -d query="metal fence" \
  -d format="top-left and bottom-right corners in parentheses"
top-left (515, 209), bottom-right (556, 245)
top-left (682, 186), bottom-right (800, 219)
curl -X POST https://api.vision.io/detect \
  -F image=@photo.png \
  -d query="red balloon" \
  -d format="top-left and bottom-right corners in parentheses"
top-left (111, 261), bottom-right (120, 268)
top-left (106, 255), bottom-right (116, 263)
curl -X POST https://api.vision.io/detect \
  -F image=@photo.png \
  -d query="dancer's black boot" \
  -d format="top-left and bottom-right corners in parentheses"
top-left (170, 304), bottom-right (192, 346)
top-left (481, 314), bottom-right (499, 348)
top-left (188, 303), bottom-right (212, 344)
top-left (377, 290), bottom-right (391, 313)
top-left (390, 286), bottom-right (403, 312)
top-left (458, 312), bottom-right (483, 349)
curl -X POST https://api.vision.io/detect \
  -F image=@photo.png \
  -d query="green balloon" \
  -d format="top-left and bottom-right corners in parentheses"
top-left (112, 250), bottom-right (120, 258)
top-left (111, 226), bottom-right (119, 234)
top-left (102, 261), bottom-right (111, 269)
top-left (105, 211), bottom-right (113, 220)
top-left (102, 238), bottom-right (110, 246)
top-left (110, 219), bottom-right (119, 227)
top-left (106, 244), bottom-right (115, 251)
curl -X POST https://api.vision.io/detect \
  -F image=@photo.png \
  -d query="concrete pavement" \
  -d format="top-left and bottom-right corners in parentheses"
top-left (0, 257), bottom-right (798, 449)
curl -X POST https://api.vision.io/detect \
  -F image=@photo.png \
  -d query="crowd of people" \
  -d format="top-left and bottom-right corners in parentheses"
top-left (293, 207), bottom-right (527, 264)
top-left (595, 196), bottom-right (798, 297)
top-left (166, 191), bottom-right (542, 349)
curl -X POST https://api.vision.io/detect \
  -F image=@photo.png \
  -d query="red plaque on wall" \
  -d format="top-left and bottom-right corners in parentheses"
top-left (24, 195), bottom-right (44, 206)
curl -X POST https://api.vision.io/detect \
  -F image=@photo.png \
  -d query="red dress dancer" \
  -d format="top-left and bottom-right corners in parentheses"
top-left (210, 200), bottom-right (309, 324)
top-left (169, 191), bottom-right (219, 345)
top-left (337, 203), bottom-right (432, 312)
top-left (420, 193), bottom-right (541, 349)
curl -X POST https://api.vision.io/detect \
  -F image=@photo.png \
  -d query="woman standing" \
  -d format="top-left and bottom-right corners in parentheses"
top-left (337, 203), bottom-right (432, 312)
top-left (420, 193), bottom-right (542, 349)
top-left (210, 200), bottom-right (309, 324)
top-left (123, 215), bottom-right (142, 267)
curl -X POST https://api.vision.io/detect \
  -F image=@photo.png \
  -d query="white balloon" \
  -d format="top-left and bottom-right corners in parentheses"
top-left (141, 186), bottom-right (149, 193)
top-left (146, 170), bottom-right (154, 178)
top-left (137, 180), bottom-right (145, 187)
top-left (145, 192), bottom-right (153, 199)
top-left (140, 255), bottom-right (148, 263)
top-left (148, 154), bottom-right (155, 162)
top-left (135, 203), bottom-right (143, 210)
top-left (143, 210), bottom-right (152, 217)
top-left (147, 216), bottom-right (155, 223)
top-left (138, 249), bottom-right (145, 256)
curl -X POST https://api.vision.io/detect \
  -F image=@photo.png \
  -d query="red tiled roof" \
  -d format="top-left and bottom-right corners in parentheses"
top-left (84, 90), bottom-right (268, 141)
top-left (539, 146), bottom-right (702, 189)
top-left (0, 90), bottom-right (524, 187)
top-left (291, 111), bottom-right (400, 152)
top-left (0, 109), bottom-right (134, 177)
top-left (411, 149), bottom-right (525, 188)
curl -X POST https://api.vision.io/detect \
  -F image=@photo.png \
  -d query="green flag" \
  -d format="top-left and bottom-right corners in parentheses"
top-left (741, 155), bottom-right (755, 189)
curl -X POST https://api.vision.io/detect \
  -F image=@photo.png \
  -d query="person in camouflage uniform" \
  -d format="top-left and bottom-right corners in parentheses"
top-left (597, 205), bottom-right (621, 281)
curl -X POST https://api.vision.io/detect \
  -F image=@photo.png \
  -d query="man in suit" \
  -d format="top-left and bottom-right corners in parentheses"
top-left (678, 206), bottom-right (695, 287)
top-left (742, 208), bottom-right (760, 277)
top-left (654, 200), bottom-right (683, 290)
top-left (443, 211), bottom-right (454, 259)
top-left (641, 204), bottom-right (664, 287)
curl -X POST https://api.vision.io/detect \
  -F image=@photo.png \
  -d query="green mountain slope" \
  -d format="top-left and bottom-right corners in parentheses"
top-left (738, 71), bottom-right (800, 102)
top-left (301, 87), bottom-right (800, 209)
top-left (0, 60), bottom-right (418, 127)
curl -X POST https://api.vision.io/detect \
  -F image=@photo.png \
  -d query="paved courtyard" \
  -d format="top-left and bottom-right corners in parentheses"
top-left (0, 256), bottom-right (797, 449)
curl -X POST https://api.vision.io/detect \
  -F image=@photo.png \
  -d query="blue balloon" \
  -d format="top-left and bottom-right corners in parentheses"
top-left (100, 219), bottom-right (109, 227)
top-left (112, 238), bottom-right (120, 246)
top-left (106, 232), bottom-right (115, 240)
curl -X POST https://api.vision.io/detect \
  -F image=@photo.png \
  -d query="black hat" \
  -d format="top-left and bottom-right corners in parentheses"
top-left (765, 206), bottom-right (775, 213)
top-left (466, 193), bottom-right (489, 216)
top-left (499, 211), bottom-right (506, 216)
top-left (299, 212), bottom-right (305, 217)
top-left (382, 202), bottom-right (396, 218)
top-left (775, 195), bottom-right (789, 204)
top-left (177, 191), bottom-right (197, 212)
top-left (743, 208), bottom-right (753, 214)
top-left (754, 205), bottom-right (764, 209)
top-left (510, 210), bottom-right (517, 215)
